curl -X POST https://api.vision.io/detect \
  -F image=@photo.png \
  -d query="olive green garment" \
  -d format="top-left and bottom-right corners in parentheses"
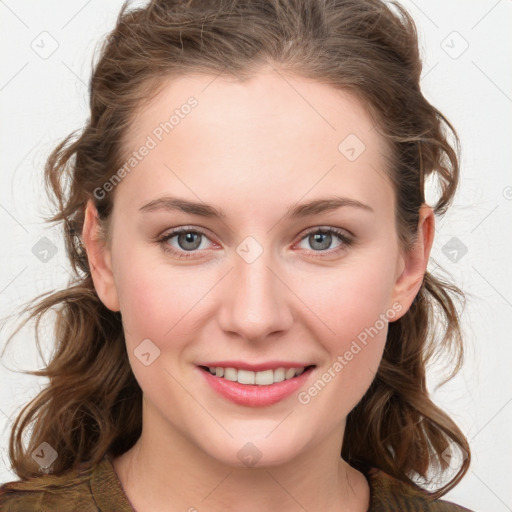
top-left (0, 455), bottom-right (473, 511)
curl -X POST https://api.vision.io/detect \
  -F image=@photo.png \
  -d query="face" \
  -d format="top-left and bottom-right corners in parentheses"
top-left (85, 68), bottom-right (428, 469)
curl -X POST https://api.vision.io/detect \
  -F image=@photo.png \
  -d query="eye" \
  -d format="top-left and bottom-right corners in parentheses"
top-left (157, 226), bottom-right (354, 260)
top-left (296, 227), bottom-right (353, 256)
top-left (157, 227), bottom-right (215, 259)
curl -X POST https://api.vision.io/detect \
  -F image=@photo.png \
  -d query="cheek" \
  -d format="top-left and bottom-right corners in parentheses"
top-left (301, 256), bottom-right (397, 341)
top-left (113, 256), bottom-right (205, 394)
top-left (293, 258), bottom-right (396, 408)
top-left (113, 247), bottom-right (194, 344)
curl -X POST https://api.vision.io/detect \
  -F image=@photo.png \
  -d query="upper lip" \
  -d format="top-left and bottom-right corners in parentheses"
top-left (198, 361), bottom-right (315, 372)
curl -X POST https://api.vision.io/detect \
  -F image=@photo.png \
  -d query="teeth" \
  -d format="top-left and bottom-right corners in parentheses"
top-left (285, 368), bottom-right (296, 379)
top-left (273, 368), bottom-right (285, 383)
top-left (255, 369), bottom-right (273, 385)
top-left (205, 366), bottom-right (308, 385)
top-left (237, 369), bottom-right (255, 385)
top-left (224, 367), bottom-right (237, 381)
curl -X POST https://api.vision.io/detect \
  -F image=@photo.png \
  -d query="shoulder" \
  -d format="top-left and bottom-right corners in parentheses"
top-left (366, 468), bottom-right (474, 512)
top-left (0, 464), bottom-right (96, 512)
top-left (0, 455), bottom-right (134, 512)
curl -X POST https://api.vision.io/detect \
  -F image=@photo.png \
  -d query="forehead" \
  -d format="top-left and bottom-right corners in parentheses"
top-left (115, 70), bottom-right (394, 218)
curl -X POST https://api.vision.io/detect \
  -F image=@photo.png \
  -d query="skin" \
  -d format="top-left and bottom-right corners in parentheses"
top-left (82, 67), bottom-right (435, 512)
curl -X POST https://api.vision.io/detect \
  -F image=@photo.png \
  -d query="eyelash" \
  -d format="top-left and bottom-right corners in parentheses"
top-left (156, 226), bottom-right (354, 259)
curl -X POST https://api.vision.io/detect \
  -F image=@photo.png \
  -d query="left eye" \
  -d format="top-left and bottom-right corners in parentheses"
top-left (296, 228), bottom-right (352, 253)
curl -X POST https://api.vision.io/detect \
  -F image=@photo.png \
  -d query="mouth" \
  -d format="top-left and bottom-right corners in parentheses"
top-left (197, 363), bottom-right (316, 407)
top-left (198, 364), bottom-right (316, 386)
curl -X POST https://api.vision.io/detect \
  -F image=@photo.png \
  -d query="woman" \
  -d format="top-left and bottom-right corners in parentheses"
top-left (0, 0), bottom-right (473, 510)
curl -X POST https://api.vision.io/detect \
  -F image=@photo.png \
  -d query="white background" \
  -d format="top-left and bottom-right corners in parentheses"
top-left (0, 1), bottom-right (511, 510)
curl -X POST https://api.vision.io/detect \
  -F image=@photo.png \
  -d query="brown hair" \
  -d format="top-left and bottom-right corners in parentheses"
top-left (2, 0), bottom-right (470, 497)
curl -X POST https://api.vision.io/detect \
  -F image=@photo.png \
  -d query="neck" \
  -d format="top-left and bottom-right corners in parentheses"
top-left (113, 403), bottom-right (369, 512)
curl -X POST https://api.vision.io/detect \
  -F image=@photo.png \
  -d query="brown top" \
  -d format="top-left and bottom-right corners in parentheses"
top-left (0, 456), bottom-right (473, 511)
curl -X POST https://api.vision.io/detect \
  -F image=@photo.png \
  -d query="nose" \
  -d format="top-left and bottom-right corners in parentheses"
top-left (217, 245), bottom-right (294, 343)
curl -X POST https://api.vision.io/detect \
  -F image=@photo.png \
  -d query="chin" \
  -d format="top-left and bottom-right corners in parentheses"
top-left (191, 432), bottom-right (306, 469)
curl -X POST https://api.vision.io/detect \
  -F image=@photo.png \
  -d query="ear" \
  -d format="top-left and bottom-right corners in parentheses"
top-left (389, 204), bottom-right (435, 319)
top-left (82, 199), bottom-right (120, 312)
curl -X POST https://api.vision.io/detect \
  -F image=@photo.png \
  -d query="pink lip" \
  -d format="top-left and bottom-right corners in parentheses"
top-left (197, 365), bottom-right (315, 407)
top-left (198, 360), bottom-right (313, 371)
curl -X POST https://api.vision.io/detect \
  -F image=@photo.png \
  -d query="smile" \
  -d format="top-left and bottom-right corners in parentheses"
top-left (197, 364), bottom-right (316, 407)
top-left (199, 365), bottom-right (313, 386)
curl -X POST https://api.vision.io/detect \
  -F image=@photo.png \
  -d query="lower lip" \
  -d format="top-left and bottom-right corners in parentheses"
top-left (198, 366), bottom-right (315, 407)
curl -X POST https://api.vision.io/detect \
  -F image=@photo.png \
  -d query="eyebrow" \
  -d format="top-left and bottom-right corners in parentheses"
top-left (138, 195), bottom-right (374, 218)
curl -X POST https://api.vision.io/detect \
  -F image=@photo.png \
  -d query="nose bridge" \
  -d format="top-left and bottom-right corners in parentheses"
top-left (218, 238), bottom-right (292, 341)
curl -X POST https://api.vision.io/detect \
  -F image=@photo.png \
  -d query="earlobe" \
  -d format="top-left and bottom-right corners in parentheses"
top-left (82, 200), bottom-right (120, 312)
top-left (389, 204), bottom-right (435, 318)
